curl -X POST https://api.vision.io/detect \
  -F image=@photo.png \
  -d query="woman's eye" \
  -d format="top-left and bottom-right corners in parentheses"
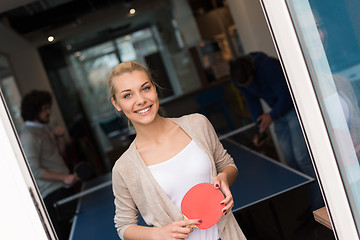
top-left (123, 93), bottom-right (131, 99)
top-left (143, 86), bottom-right (151, 91)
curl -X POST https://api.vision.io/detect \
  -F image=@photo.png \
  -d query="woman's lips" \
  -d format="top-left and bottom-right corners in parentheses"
top-left (135, 105), bottom-right (151, 114)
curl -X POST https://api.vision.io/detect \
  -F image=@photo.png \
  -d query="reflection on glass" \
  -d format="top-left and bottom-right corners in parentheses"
top-left (67, 27), bottom-right (172, 155)
top-left (116, 28), bottom-right (158, 64)
top-left (0, 54), bottom-right (22, 132)
top-left (287, 0), bottom-right (360, 232)
top-left (70, 52), bottom-right (118, 122)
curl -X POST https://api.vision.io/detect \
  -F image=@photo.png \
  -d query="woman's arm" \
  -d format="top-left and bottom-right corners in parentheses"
top-left (123, 219), bottom-right (201, 240)
top-left (215, 165), bottom-right (238, 187)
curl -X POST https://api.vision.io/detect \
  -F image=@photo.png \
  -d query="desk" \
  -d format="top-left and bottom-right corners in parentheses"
top-left (69, 138), bottom-right (313, 240)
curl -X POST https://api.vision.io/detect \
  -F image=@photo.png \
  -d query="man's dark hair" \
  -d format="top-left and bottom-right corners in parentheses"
top-left (230, 55), bottom-right (255, 85)
top-left (21, 90), bottom-right (52, 121)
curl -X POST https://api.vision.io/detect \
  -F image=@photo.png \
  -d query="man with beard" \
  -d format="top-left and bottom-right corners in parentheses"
top-left (20, 90), bottom-right (78, 240)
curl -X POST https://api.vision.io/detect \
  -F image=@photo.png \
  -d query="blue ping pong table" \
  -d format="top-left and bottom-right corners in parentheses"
top-left (68, 138), bottom-right (314, 240)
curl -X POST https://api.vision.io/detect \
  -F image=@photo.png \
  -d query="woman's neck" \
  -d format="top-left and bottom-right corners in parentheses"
top-left (133, 115), bottom-right (174, 146)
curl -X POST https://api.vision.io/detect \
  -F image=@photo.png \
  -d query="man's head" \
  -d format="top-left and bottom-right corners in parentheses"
top-left (21, 90), bottom-right (52, 124)
top-left (230, 56), bottom-right (255, 88)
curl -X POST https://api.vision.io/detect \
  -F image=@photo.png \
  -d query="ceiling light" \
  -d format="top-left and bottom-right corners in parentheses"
top-left (129, 8), bottom-right (136, 15)
top-left (47, 35), bottom-right (55, 42)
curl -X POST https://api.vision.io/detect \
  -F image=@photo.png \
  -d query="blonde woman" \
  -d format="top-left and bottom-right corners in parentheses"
top-left (109, 61), bottom-right (246, 240)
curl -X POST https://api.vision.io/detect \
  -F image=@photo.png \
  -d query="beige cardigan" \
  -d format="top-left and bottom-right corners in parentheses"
top-left (112, 113), bottom-right (246, 239)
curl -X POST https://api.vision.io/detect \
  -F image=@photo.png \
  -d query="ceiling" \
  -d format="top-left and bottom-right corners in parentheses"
top-left (0, 0), bottom-right (224, 47)
top-left (0, 0), bottom-right (36, 14)
top-left (0, 0), bottom-right (135, 35)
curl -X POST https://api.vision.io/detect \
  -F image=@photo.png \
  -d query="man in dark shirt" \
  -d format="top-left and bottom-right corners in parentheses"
top-left (230, 52), bottom-right (323, 210)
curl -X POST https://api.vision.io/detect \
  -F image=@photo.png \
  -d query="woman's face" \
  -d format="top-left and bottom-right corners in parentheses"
top-left (111, 70), bottom-right (159, 126)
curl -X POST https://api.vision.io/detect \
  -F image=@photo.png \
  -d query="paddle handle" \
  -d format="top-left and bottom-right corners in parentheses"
top-left (183, 215), bottom-right (199, 229)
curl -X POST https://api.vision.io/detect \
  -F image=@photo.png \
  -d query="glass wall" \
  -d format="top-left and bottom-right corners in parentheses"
top-left (0, 53), bottom-right (22, 132)
top-left (68, 27), bottom-right (173, 122)
top-left (284, 0), bottom-right (360, 234)
top-left (66, 27), bottom-right (178, 159)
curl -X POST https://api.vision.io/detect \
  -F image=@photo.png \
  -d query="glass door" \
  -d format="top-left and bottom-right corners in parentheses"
top-left (0, 53), bottom-right (56, 239)
top-left (261, 0), bottom-right (360, 238)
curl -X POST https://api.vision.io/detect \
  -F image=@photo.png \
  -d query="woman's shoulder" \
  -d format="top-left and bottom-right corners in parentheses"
top-left (170, 113), bottom-right (209, 126)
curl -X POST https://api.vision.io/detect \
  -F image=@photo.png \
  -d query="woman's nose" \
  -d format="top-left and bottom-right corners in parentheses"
top-left (135, 93), bottom-right (146, 105)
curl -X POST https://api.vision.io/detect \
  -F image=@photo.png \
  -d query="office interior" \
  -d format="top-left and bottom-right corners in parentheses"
top-left (0, 0), bottom-right (336, 239)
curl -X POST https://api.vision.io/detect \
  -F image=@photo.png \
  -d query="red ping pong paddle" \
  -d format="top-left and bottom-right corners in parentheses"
top-left (181, 183), bottom-right (225, 229)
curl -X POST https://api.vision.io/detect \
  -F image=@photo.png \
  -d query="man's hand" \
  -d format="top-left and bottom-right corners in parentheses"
top-left (253, 113), bottom-right (273, 147)
top-left (53, 126), bottom-right (65, 138)
top-left (256, 113), bottom-right (273, 133)
top-left (63, 174), bottom-right (79, 186)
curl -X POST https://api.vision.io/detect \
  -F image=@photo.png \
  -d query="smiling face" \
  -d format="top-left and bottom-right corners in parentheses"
top-left (111, 70), bottom-right (159, 127)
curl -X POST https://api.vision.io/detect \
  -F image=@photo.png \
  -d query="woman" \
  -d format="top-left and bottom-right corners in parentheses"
top-left (109, 61), bottom-right (246, 240)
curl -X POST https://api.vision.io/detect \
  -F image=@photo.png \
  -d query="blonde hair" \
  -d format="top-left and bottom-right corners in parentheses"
top-left (108, 61), bottom-right (156, 100)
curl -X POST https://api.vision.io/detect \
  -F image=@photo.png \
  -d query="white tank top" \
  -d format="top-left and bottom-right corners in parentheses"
top-left (148, 140), bottom-right (220, 240)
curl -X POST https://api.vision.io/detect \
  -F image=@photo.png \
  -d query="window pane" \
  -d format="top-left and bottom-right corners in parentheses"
top-left (71, 53), bottom-right (119, 119)
top-left (0, 54), bottom-right (22, 132)
top-left (116, 28), bottom-right (158, 64)
top-left (286, 0), bottom-right (360, 232)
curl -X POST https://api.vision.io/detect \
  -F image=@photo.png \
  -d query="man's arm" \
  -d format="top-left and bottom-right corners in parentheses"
top-left (266, 58), bottom-right (294, 119)
top-left (42, 170), bottom-right (79, 185)
top-left (53, 126), bottom-right (67, 157)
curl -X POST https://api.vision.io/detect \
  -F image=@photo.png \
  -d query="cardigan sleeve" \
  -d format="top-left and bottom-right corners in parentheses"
top-left (199, 114), bottom-right (238, 173)
top-left (112, 161), bottom-right (139, 239)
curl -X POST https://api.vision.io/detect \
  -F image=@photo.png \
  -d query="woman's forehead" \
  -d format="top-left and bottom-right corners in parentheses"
top-left (113, 71), bottom-right (150, 89)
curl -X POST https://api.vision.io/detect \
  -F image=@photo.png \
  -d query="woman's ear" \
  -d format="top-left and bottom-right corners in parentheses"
top-left (111, 97), bottom-right (121, 112)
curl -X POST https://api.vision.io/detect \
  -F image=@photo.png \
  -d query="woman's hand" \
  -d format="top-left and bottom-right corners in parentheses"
top-left (154, 219), bottom-right (201, 240)
top-left (213, 172), bottom-right (234, 216)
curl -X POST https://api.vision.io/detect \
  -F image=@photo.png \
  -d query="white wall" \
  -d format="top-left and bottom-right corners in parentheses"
top-left (227, 0), bottom-right (277, 57)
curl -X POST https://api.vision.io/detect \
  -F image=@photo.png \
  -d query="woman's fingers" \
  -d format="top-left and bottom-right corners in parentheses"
top-left (213, 174), bottom-right (235, 215)
top-left (218, 184), bottom-right (234, 215)
top-left (174, 218), bottom-right (201, 230)
top-left (222, 197), bottom-right (234, 215)
top-left (213, 180), bottom-right (220, 189)
top-left (158, 218), bottom-right (201, 240)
